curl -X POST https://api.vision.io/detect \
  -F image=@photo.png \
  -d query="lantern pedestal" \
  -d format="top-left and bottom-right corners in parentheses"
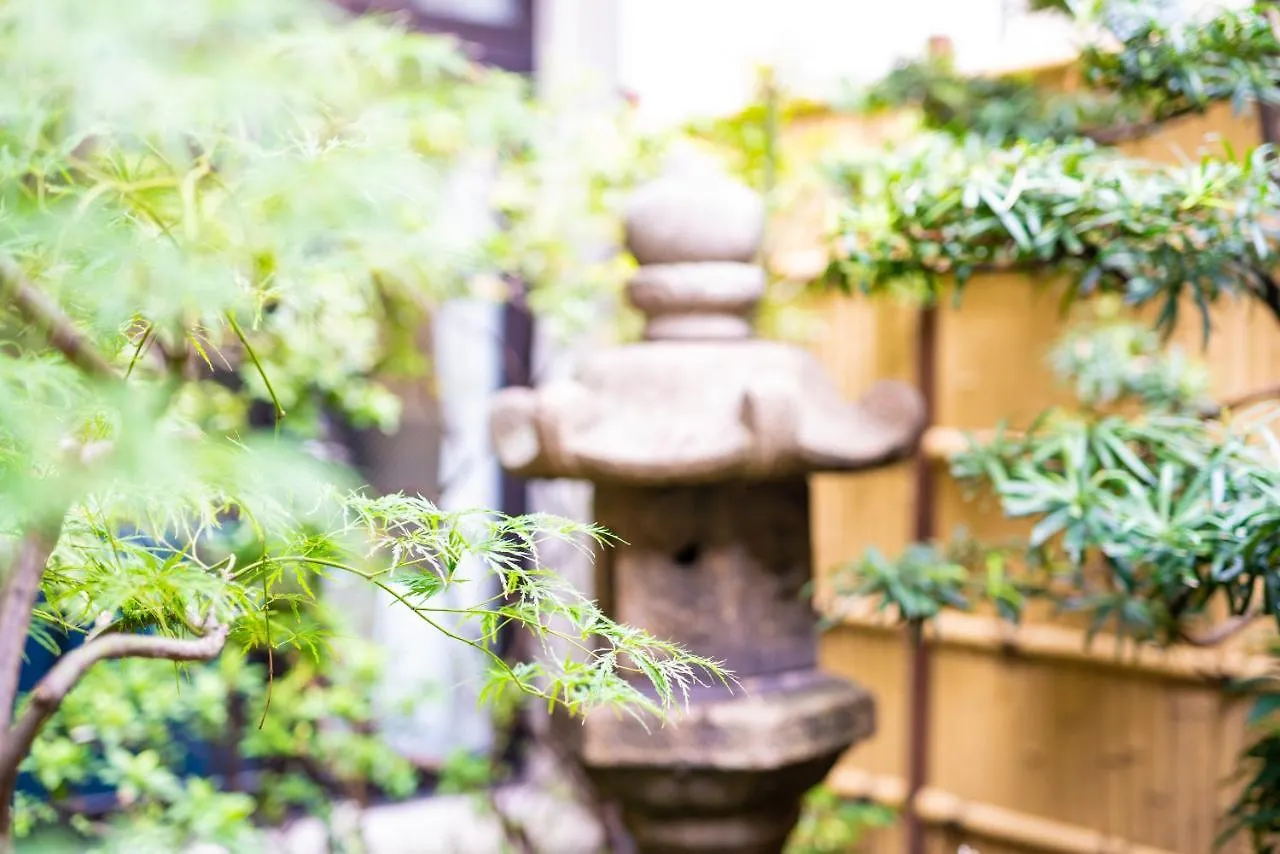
top-left (492, 150), bottom-right (924, 854)
top-left (572, 670), bottom-right (874, 854)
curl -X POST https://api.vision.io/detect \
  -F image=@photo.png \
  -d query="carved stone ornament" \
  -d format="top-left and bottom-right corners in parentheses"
top-left (490, 148), bottom-right (926, 854)
top-left (492, 149), bottom-right (924, 486)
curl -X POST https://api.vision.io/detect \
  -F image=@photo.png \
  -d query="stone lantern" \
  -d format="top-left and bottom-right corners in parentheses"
top-left (490, 151), bottom-right (925, 854)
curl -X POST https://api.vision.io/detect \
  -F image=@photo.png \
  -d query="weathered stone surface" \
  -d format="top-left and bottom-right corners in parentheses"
top-left (627, 262), bottom-right (765, 313)
top-left (595, 480), bottom-right (816, 678)
top-left (623, 148), bottom-right (765, 267)
top-left (570, 672), bottom-right (873, 854)
top-left (576, 670), bottom-right (874, 770)
top-left (627, 262), bottom-right (765, 340)
top-left (491, 152), bottom-right (924, 486)
top-left (490, 153), bottom-right (910, 854)
top-left (491, 342), bottom-right (923, 485)
top-left (589, 757), bottom-right (841, 854)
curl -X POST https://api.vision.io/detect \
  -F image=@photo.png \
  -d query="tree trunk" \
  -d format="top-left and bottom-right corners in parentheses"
top-left (0, 770), bottom-right (17, 852)
top-left (0, 522), bottom-right (65, 852)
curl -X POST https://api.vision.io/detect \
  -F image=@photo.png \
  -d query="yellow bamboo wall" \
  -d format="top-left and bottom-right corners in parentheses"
top-left (803, 104), bottom-right (1280, 853)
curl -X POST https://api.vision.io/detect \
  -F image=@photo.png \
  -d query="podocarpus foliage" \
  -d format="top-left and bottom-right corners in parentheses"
top-left (831, 314), bottom-right (1280, 848)
top-left (825, 0), bottom-right (1280, 848)
top-left (849, 0), bottom-right (1280, 146)
top-left (0, 0), bottom-right (725, 849)
top-left (825, 133), bottom-right (1280, 335)
top-left (827, 3), bottom-right (1280, 337)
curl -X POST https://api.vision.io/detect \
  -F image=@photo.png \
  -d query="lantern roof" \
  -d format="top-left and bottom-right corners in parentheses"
top-left (490, 149), bottom-right (924, 486)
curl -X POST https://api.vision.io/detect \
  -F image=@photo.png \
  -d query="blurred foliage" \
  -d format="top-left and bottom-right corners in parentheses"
top-left (828, 2), bottom-right (1280, 849)
top-left (0, 2), bottom-right (727, 846)
top-left (683, 68), bottom-right (832, 196)
top-left (1049, 301), bottom-right (1210, 409)
top-left (832, 540), bottom-right (1031, 627)
top-left (844, 1), bottom-right (1280, 147)
top-left (1077, 1), bottom-right (1280, 123)
top-left (17, 606), bottom-right (418, 853)
top-left (678, 68), bottom-right (842, 344)
top-left (825, 316), bottom-right (1280, 846)
top-left (784, 785), bottom-right (896, 854)
top-left (825, 133), bottom-right (1280, 335)
top-left (945, 315), bottom-right (1272, 645)
top-left (829, 308), bottom-right (1280, 643)
top-left (947, 340), bottom-right (1280, 850)
top-left (846, 54), bottom-right (1134, 145)
top-left (1225, 668), bottom-right (1280, 853)
top-left (0, 0), bottom-right (652, 436)
top-left (948, 336), bottom-right (1280, 849)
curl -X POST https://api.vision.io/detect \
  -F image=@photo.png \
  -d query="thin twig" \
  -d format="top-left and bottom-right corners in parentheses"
top-left (1178, 610), bottom-right (1264, 647)
top-left (1082, 103), bottom-right (1211, 146)
top-left (226, 312), bottom-right (285, 429)
top-left (124, 322), bottom-right (155, 380)
top-left (262, 553), bottom-right (539, 695)
top-left (1209, 382), bottom-right (1280, 416)
top-left (258, 574), bottom-right (274, 730)
top-left (260, 554), bottom-right (665, 711)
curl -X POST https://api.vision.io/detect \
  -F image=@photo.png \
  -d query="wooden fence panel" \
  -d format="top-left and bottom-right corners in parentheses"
top-left (811, 272), bottom-right (1277, 852)
top-left (779, 93), bottom-right (1279, 853)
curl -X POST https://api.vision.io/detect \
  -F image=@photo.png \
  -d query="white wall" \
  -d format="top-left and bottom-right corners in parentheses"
top-left (372, 158), bottom-right (506, 763)
top-left (368, 0), bottom-right (626, 767)
top-left (615, 0), bottom-right (1083, 130)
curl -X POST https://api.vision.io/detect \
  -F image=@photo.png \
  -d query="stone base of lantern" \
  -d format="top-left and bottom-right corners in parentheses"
top-left (491, 152), bottom-right (917, 854)
top-left (568, 670), bottom-right (875, 854)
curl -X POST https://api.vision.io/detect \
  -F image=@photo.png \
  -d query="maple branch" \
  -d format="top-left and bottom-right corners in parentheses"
top-left (0, 620), bottom-right (229, 779)
top-left (0, 256), bottom-right (119, 381)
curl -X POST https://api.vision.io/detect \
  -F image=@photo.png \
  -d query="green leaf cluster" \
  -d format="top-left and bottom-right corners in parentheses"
top-left (0, 2), bottom-right (728, 842)
top-left (829, 311), bottom-right (1264, 638)
top-left (0, 0), bottom-right (650, 435)
top-left (825, 2), bottom-right (1280, 847)
top-left (825, 133), bottom-right (1280, 332)
top-left (950, 321), bottom-right (1276, 645)
top-left (944, 320), bottom-right (1280, 846)
top-left (1224, 678), bottom-right (1280, 853)
top-left (842, 2), bottom-right (1280, 147)
top-left (1049, 300), bottom-right (1210, 409)
top-left (1078, 2), bottom-right (1280, 124)
top-left (844, 54), bottom-right (1134, 146)
top-left (784, 785), bottom-right (896, 854)
top-left (17, 609), bottom-right (420, 853)
top-left (832, 539), bottom-right (1031, 627)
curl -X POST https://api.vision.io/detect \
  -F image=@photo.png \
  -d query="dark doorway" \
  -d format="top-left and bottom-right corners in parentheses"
top-left (337, 0), bottom-right (536, 72)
